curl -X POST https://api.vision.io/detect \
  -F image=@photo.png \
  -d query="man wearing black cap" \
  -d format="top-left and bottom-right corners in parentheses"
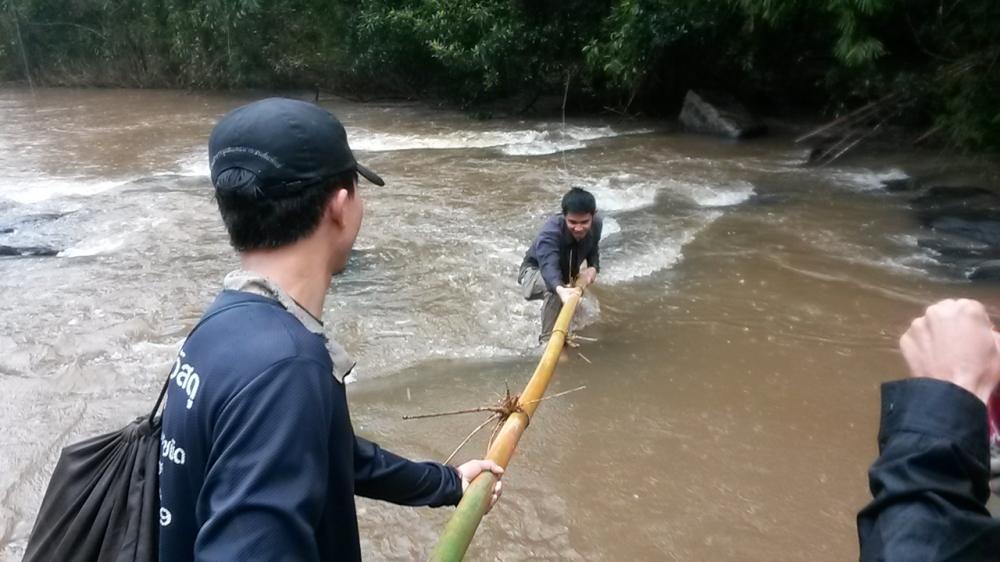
top-left (158, 98), bottom-right (503, 561)
top-left (518, 187), bottom-right (602, 343)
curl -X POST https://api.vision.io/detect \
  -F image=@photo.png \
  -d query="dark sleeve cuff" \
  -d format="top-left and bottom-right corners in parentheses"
top-left (446, 465), bottom-right (464, 506)
top-left (879, 378), bottom-right (989, 460)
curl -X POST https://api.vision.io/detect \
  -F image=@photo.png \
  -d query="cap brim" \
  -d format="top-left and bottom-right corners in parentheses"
top-left (357, 163), bottom-right (385, 187)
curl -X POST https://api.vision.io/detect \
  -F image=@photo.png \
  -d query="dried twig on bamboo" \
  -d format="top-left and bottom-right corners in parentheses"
top-left (402, 384), bottom-right (586, 464)
top-left (429, 277), bottom-right (593, 561)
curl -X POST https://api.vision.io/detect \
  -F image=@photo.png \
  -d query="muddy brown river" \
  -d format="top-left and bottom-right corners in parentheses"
top-left (1, 88), bottom-right (998, 561)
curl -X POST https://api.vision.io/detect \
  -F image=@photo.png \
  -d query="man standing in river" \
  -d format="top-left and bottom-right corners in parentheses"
top-left (158, 98), bottom-right (503, 561)
top-left (518, 187), bottom-right (602, 343)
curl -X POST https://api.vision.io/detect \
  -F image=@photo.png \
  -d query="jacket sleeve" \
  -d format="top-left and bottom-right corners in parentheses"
top-left (588, 217), bottom-right (602, 273)
top-left (857, 378), bottom-right (1000, 561)
top-left (196, 358), bottom-right (333, 562)
top-left (353, 436), bottom-right (463, 507)
top-left (535, 221), bottom-right (564, 292)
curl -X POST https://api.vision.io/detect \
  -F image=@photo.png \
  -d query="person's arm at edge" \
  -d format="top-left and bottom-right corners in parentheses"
top-left (858, 298), bottom-right (1000, 560)
top-left (857, 378), bottom-right (1000, 560)
top-left (195, 358), bottom-right (333, 562)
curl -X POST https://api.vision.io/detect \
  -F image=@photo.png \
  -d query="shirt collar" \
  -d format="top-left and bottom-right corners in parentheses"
top-left (223, 269), bottom-right (356, 383)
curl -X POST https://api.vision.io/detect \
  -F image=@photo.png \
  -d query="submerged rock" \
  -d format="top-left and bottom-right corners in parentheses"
top-left (969, 260), bottom-right (1000, 281)
top-left (929, 215), bottom-right (1000, 247)
top-left (882, 177), bottom-right (920, 193)
top-left (678, 90), bottom-right (767, 139)
top-left (912, 186), bottom-right (1000, 222)
top-left (913, 185), bottom-right (996, 205)
top-left (0, 244), bottom-right (58, 257)
top-left (903, 184), bottom-right (1000, 281)
top-left (918, 233), bottom-right (994, 257)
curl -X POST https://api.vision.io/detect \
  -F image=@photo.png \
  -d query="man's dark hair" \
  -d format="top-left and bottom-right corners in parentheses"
top-left (215, 171), bottom-right (356, 251)
top-left (561, 187), bottom-right (597, 215)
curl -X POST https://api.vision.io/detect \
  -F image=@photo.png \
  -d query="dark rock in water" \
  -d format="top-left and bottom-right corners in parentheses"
top-left (882, 177), bottom-right (920, 192)
top-left (912, 186), bottom-right (1000, 228)
top-left (678, 90), bottom-right (767, 139)
top-left (919, 233), bottom-right (991, 253)
top-left (801, 138), bottom-right (838, 166)
top-left (902, 184), bottom-right (1000, 282)
top-left (0, 244), bottom-right (58, 257)
top-left (912, 185), bottom-right (998, 209)
top-left (0, 212), bottom-right (68, 232)
top-left (746, 193), bottom-right (788, 207)
top-left (969, 260), bottom-right (1000, 281)
top-left (930, 216), bottom-right (1000, 247)
top-left (21, 212), bottom-right (66, 223)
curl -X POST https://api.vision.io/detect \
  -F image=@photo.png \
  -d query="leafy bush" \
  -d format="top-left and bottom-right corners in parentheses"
top-left (0, 0), bottom-right (997, 150)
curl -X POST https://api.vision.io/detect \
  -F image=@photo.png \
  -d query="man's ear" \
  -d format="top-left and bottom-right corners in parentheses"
top-left (324, 188), bottom-right (350, 227)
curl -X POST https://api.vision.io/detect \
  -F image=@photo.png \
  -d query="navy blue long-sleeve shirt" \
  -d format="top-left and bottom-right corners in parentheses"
top-left (858, 378), bottom-right (1000, 560)
top-left (159, 290), bottom-right (462, 561)
top-left (521, 214), bottom-right (602, 292)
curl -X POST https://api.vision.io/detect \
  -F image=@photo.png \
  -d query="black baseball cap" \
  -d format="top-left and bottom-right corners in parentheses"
top-left (209, 97), bottom-right (384, 198)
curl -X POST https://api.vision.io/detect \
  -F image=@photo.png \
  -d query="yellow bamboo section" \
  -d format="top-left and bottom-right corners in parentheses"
top-left (429, 280), bottom-right (589, 562)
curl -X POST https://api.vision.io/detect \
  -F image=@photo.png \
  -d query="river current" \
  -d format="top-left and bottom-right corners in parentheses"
top-left (1, 88), bottom-right (998, 561)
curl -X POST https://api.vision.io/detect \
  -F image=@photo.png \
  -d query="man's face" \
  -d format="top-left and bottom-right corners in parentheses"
top-left (564, 212), bottom-right (593, 241)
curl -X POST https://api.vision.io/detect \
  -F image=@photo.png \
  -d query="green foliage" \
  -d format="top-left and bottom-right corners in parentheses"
top-left (0, 0), bottom-right (349, 87)
top-left (348, 0), bottom-right (605, 103)
top-left (0, 0), bottom-right (997, 150)
top-left (583, 0), bottom-right (741, 108)
top-left (736, 0), bottom-right (1000, 149)
top-left (348, 0), bottom-right (539, 100)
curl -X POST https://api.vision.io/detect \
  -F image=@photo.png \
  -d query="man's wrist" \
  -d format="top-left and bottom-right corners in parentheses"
top-left (450, 465), bottom-right (467, 491)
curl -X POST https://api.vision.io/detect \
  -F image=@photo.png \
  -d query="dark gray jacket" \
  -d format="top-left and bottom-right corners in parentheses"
top-left (521, 214), bottom-right (602, 292)
top-left (858, 378), bottom-right (1000, 560)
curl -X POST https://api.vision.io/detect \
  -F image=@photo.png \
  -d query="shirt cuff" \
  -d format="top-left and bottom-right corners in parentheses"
top-left (879, 378), bottom-right (989, 460)
top-left (447, 465), bottom-right (465, 506)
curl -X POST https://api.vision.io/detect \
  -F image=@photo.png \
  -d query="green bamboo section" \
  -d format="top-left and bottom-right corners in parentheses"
top-left (429, 282), bottom-right (588, 562)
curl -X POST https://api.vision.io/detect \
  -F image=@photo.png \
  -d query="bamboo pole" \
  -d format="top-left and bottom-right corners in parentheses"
top-left (429, 279), bottom-right (590, 562)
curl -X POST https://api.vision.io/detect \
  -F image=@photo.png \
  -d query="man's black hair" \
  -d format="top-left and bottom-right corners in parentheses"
top-left (561, 187), bottom-right (597, 215)
top-left (215, 170), bottom-right (356, 252)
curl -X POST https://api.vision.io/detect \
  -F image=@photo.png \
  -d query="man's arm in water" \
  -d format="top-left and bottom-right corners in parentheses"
top-left (858, 299), bottom-right (1000, 560)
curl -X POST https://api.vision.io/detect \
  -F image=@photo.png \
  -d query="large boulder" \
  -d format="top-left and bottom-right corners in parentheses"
top-left (678, 90), bottom-right (767, 139)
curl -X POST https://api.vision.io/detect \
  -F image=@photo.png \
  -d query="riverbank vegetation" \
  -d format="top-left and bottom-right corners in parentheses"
top-left (1, 0), bottom-right (997, 150)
